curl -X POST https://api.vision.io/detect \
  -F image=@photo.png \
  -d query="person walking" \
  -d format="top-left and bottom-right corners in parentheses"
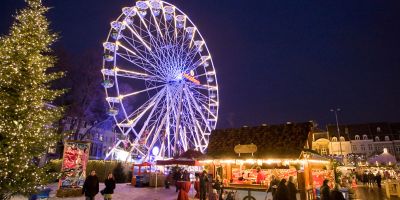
top-left (376, 172), bottom-right (382, 188)
top-left (174, 169), bottom-right (183, 192)
top-left (351, 176), bottom-right (358, 190)
top-left (183, 170), bottom-right (190, 181)
top-left (82, 170), bottom-right (99, 200)
top-left (362, 172), bottom-right (368, 186)
top-left (267, 175), bottom-right (279, 198)
top-left (368, 172), bottom-right (375, 187)
top-left (102, 173), bottom-right (116, 200)
top-left (330, 185), bottom-right (345, 200)
top-left (199, 170), bottom-right (209, 200)
top-left (320, 179), bottom-right (330, 200)
top-left (287, 176), bottom-right (297, 200)
top-left (274, 179), bottom-right (289, 200)
top-left (212, 177), bottom-right (222, 200)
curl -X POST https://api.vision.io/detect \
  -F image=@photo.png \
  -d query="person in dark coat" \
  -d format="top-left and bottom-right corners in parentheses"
top-left (199, 170), bottom-right (209, 200)
top-left (330, 185), bottom-right (345, 200)
top-left (275, 179), bottom-right (289, 200)
top-left (376, 172), bottom-right (382, 188)
top-left (103, 173), bottom-right (116, 200)
top-left (82, 170), bottom-right (99, 200)
top-left (287, 176), bottom-right (297, 200)
top-left (320, 179), bottom-right (330, 200)
top-left (268, 175), bottom-right (279, 198)
top-left (368, 172), bottom-right (375, 187)
top-left (362, 172), bottom-right (368, 185)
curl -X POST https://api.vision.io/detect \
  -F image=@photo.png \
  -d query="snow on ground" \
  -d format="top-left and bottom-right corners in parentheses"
top-left (41, 183), bottom-right (196, 200)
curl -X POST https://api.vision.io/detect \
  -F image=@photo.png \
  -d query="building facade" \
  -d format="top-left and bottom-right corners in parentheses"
top-left (55, 117), bottom-right (116, 160)
top-left (312, 122), bottom-right (400, 163)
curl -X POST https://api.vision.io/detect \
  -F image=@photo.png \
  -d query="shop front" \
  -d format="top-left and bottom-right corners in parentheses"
top-left (203, 122), bottom-right (333, 200)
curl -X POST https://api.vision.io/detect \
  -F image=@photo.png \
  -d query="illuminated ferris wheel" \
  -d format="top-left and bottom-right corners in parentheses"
top-left (102, 0), bottom-right (219, 161)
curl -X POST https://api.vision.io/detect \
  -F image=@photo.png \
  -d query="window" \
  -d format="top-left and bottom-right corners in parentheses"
top-left (377, 127), bottom-right (381, 132)
top-left (361, 145), bottom-right (365, 151)
top-left (352, 145), bottom-right (357, 151)
top-left (375, 136), bottom-right (380, 141)
top-left (369, 144), bottom-right (373, 151)
top-left (355, 135), bottom-right (360, 140)
top-left (340, 136), bottom-right (345, 141)
top-left (345, 128), bottom-right (349, 134)
top-left (385, 136), bottom-right (390, 141)
top-left (363, 135), bottom-right (368, 140)
top-left (48, 147), bottom-right (56, 154)
top-left (321, 148), bottom-right (327, 155)
top-left (332, 137), bottom-right (337, 142)
top-left (396, 146), bottom-right (400, 152)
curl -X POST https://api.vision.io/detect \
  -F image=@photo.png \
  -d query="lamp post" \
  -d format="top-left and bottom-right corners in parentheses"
top-left (330, 108), bottom-right (343, 158)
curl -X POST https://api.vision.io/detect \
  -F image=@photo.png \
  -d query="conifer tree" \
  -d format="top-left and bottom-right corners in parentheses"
top-left (0, 0), bottom-right (64, 198)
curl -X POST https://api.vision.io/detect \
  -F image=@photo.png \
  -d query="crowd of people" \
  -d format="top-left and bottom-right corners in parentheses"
top-left (359, 171), bottom-right (382, 188)
top-left (265, 175), bottom-right (298, 200)
top-left (320, 179), bottom-right (346, 200)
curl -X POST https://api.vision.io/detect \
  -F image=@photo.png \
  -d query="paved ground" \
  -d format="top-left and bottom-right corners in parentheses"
top-left (11, 182), bottom-right (400, 200)
top-left (49, 183), bottom-right (196, 200)
top-left (11, 183), bottom-right (196, 200)
top-left (353, 185), bottom-right (400, 200)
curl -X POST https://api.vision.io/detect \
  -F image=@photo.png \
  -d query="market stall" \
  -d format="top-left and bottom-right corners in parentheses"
top-left (131, 162), bottom-right (152, 187)
top-left (201, 122), bottom-right (332, 200)
top-left (156, 149), bottom-right (205, 181)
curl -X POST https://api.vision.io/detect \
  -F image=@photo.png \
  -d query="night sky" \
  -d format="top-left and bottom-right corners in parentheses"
top-left (2, 0), bottom-right (400, 129)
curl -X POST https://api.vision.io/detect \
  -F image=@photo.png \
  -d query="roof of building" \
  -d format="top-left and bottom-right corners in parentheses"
top-left (206, 122), bottom-right (313, 159)
top-left (327, 122), bottom-right (400, 141)
top-left (313, 131), bottom-right (329, 141)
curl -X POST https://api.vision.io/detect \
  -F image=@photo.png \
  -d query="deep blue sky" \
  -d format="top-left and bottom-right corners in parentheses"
top-left (2, 0), bottom-right (400, 128)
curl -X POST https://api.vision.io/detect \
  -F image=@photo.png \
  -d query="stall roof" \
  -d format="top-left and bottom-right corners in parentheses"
top-left (207, 122), bottom-right (313, 159)
top-left (174, 149), bottom-right (205, 160)
top-left (156, 158), bottom-right (200, 166)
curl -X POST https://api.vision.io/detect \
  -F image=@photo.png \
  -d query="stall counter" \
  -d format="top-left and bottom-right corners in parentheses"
top-left (222, 183), bottom-right (268, 200)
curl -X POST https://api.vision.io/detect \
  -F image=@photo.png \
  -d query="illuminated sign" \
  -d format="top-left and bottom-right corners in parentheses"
top-left (183, 73), bottom-right (200, 85)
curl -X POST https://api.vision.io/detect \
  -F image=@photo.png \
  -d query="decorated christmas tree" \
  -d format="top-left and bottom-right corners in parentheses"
top-left (0, 0), bottom-right (64, 198)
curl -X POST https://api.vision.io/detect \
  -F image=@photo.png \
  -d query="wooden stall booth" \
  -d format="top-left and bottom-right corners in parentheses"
top-left (201, 122), bottom-right (333, 200)
top-left (131, 162), bottom-right (152, 187)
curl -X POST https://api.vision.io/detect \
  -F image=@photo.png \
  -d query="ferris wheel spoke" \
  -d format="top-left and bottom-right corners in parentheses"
top-left (116, 49), bottom-right (160, 77)
top-left (187, 55), bottom-right (211, 73)
top-left (119, 87), bottom-right (165, 127)
top-left (143, 98), bottom-right (170, 160)
top-left (182, 96), bottom-right (203, 148)
top-left (190, 84), bottom-right (218, 92)
top-left (132, 15), bottom-right (171, 69)
top-left (183, 88), bottom-right (212, 132)
top-left (121, 84), bottom-right (165, 99)
top-left (118, 36), bottom-right (163, 72)
top-left (118, 35), bottom-right (159, 64)
top-left (123, 21), bottom-right (152, 51)
top-left (114, 67), bottom-right (164, 83)
top-left (120, 29), bottom-right (171, 78)
top-left (133, 93), bottom-right (166, 144)
top-left (149, 6), bottom-right (164, 38)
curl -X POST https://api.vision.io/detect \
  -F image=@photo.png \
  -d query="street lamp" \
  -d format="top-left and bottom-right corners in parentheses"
top-left (330, 108), bottom-right (343, 158)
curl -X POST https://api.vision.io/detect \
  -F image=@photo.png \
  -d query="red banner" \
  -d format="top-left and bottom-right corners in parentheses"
top-left (59, 140), bottom-right (90, 188)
